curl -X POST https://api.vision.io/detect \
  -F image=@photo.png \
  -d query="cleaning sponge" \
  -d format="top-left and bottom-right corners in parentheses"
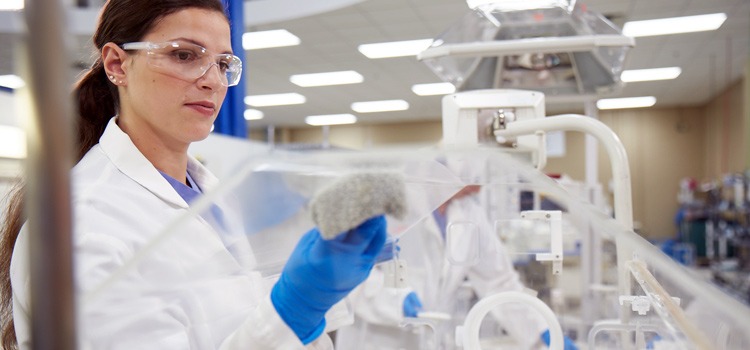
top-left (310, 172), bottom-right (407, 239)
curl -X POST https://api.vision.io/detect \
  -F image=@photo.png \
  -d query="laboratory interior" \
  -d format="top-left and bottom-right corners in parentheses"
top-left (1, 0), bottom-right (750, 349)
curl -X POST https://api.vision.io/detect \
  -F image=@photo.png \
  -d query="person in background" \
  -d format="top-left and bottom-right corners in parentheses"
top-left (0, 1), bottom-right (384, 349)
top-left (337, 178), bottom-right (578, 349)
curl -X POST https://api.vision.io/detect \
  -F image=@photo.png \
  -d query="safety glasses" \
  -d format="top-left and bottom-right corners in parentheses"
top-left (121, 41), bottom-right (243, 87)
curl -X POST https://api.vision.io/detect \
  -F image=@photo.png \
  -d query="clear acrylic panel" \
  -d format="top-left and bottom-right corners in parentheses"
top-left (79, 147), bottom-right (750, 349)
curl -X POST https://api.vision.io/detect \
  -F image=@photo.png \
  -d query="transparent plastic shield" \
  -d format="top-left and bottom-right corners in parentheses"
top-left (79, 147), bottom-right (750, 349)
top-left (419, 2), bottom-right (632, 99)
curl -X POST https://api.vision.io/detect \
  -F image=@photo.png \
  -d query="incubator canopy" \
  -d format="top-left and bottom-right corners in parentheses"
top-left (418, 0), bottom-right (634, 100)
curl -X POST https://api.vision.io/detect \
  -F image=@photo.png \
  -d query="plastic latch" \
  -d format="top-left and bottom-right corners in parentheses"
top-left (522, 210), bottom-right (564, 275)
top-left (619, 295), bottom-right (651, 315)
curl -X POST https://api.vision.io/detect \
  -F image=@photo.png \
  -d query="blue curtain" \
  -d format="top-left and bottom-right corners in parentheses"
top-left (215, 0), bottom-right (247, 137)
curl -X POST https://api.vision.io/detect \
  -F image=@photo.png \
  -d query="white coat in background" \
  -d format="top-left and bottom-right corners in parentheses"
top-left (336, 189), bottom-right (548, 350)
top-left (10, 118), bottom-right (331, 350)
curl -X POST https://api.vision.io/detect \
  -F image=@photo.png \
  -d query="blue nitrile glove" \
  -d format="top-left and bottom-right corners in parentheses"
top-left (374, 236), bottom-right (399, 264)
top-left (541, 329), bottom-right (579, 350)
top-left (402, 291), bottom-right (423, 317)
top-left (271, 216), bottom-right (387, 344)
top-left (646, 334), bottom-right (662, 349)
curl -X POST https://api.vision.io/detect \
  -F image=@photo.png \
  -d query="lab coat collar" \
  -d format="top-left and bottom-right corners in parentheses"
top-left (187, 153), bottom-right (218, 193)
top-left (99, 117), bottom-right (217, 209)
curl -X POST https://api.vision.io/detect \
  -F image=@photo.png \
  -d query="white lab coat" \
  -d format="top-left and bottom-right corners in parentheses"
top-left (10, 117), bottom-right (332, 349)
top-left (336, 193), bottom-right (548, 350)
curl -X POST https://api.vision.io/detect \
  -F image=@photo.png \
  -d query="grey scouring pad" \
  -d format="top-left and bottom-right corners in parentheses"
top-left (310, 172), bottom-right (407, 240)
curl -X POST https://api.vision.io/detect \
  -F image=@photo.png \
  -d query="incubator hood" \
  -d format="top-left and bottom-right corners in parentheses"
top-left (418, 0), bottom-right (634, 101)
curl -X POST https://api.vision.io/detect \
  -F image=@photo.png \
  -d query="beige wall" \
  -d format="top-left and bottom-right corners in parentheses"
top-left (546, 95), bottom-right (743, 239)
top-left (265, 78), bottom-right (746, 239)
top-left (703, 79), bottom-right (747, 178)
top-left (266, 121), bottom-right (444, 150)
top-left (544, 107), bottom-right (707, 238)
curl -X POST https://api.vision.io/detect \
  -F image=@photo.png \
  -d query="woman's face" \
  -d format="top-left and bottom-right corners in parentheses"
top-left (119, 8), bottom-right (232, 149)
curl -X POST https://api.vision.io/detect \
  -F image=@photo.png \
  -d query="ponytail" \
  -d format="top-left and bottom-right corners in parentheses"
top-left (75, 59), bottom-right (119, 162)
top-left (0, 181), bottom-right (25, 350)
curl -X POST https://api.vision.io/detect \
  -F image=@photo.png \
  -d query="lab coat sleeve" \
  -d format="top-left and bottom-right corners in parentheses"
top-left (469, 244), bottom-right (548, 350)
top-left (75, 221), bottom-right (206, 349)
top-left (448, 197), bottom-right (528, 296)
top-left (12, 221), bottom-right (205, 350)
top-left (71, 202), bottom-right (330, 350)
top-left (11, 223), bottom-right (183, 350)
top-left (467, 230), bottom-right (526, 295)
top-left (347, 265), bottom-right (414, 326)
top-left (9, 225), bottom-right (31, 350)
top-left (457, 200), bottom-right (549, 349)
top-left (219, 295), bottom-right (333, 349)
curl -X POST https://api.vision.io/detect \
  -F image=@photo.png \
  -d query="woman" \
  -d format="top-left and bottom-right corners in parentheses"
top-left (0, 0), bottom-right (385, 349)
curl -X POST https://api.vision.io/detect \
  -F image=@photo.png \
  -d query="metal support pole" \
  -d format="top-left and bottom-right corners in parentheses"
top-left (582, 101), bottom-right (603, 334)
top-left (22, 0), bottom-right (77, 348)
top-left (583, 101), bottom-right (598, 194)
top-left (266, 124), bottom-right (275, 149)
top-left (321, 125), bottom-right (330, 149)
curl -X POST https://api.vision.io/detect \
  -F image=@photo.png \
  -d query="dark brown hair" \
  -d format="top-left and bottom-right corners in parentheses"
top-left (0, 0), bottom-right (227, 348)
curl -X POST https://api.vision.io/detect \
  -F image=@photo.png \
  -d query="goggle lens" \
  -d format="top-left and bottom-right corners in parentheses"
top-left (122, 41), bottom-right (243, 87)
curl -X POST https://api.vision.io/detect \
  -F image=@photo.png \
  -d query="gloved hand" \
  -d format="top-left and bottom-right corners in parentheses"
top-left (373, 236), bottom-right (399, 263)
top-left (271, 216), bottom-right (387, 344)
top-left (402, 291), bottom-right (423, 317)
top-left (646, 334), bottom-right (662, 349)
top-left (541, 329), bottom-right (579, 350)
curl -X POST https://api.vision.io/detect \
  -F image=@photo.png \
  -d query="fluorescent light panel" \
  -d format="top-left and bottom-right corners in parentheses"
top-left (621, 67), bottom-right (681, 83)
top-left (0, 125), bottom-right (26, 159)
top-left (290, 70), bottom-right (363, 87)
top-left (0, 75), bottom-right (25, 89)
top-left (623, 13), bottom-right (727, 37)
top-left (244, 109), bottom-right (264, 120)
top-left (597, 96), bottom-right (656, 110)
top-left (351, 100), bottom-right (409, 113)
top-left (0, 0), bottom-right (23, 11)
top-left (244, 93), bottom-right (305, 107)
top-left (242, 29), bottom-right (300, 50)
top-left (358, 39), bottom-right (433, 59)
top-left (411, 82), bottom-right (456, 96)
top-left (305, 114), bottom-right (357, 126)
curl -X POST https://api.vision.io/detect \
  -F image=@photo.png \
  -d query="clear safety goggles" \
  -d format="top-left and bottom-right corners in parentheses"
top-left (121, 41), bottom-right (243, 87)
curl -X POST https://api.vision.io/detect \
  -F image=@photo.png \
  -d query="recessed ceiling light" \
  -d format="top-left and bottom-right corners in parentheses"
top-left (244, 93), bottom-right (306, 107)
top-left (596, 96), bottom-right (656, 110)
top-left (244, 109), bottom-right (264, 120)
top-left (621, 67), bottom-right (682, 83)
top-left (623, 13), bottom-right (727, 38)
top-left (0, 75), bottom-right (25, 89)
top-left (0, 0), bottom-right (23, 11)
top-left (305, 114), bottom-right (357, 126)
top-left (351, 100), bottom-right (409, 113)
top-left (0, 126), bottom-right (26, 159)
top-left (358, 39), bottom-right (434, 59)
top-left (290, 70), bottom-right (364, 87)
top-left (242, 29), bottom-right (300, 50)
top-left (411, 82), bottom-right (456, 96)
